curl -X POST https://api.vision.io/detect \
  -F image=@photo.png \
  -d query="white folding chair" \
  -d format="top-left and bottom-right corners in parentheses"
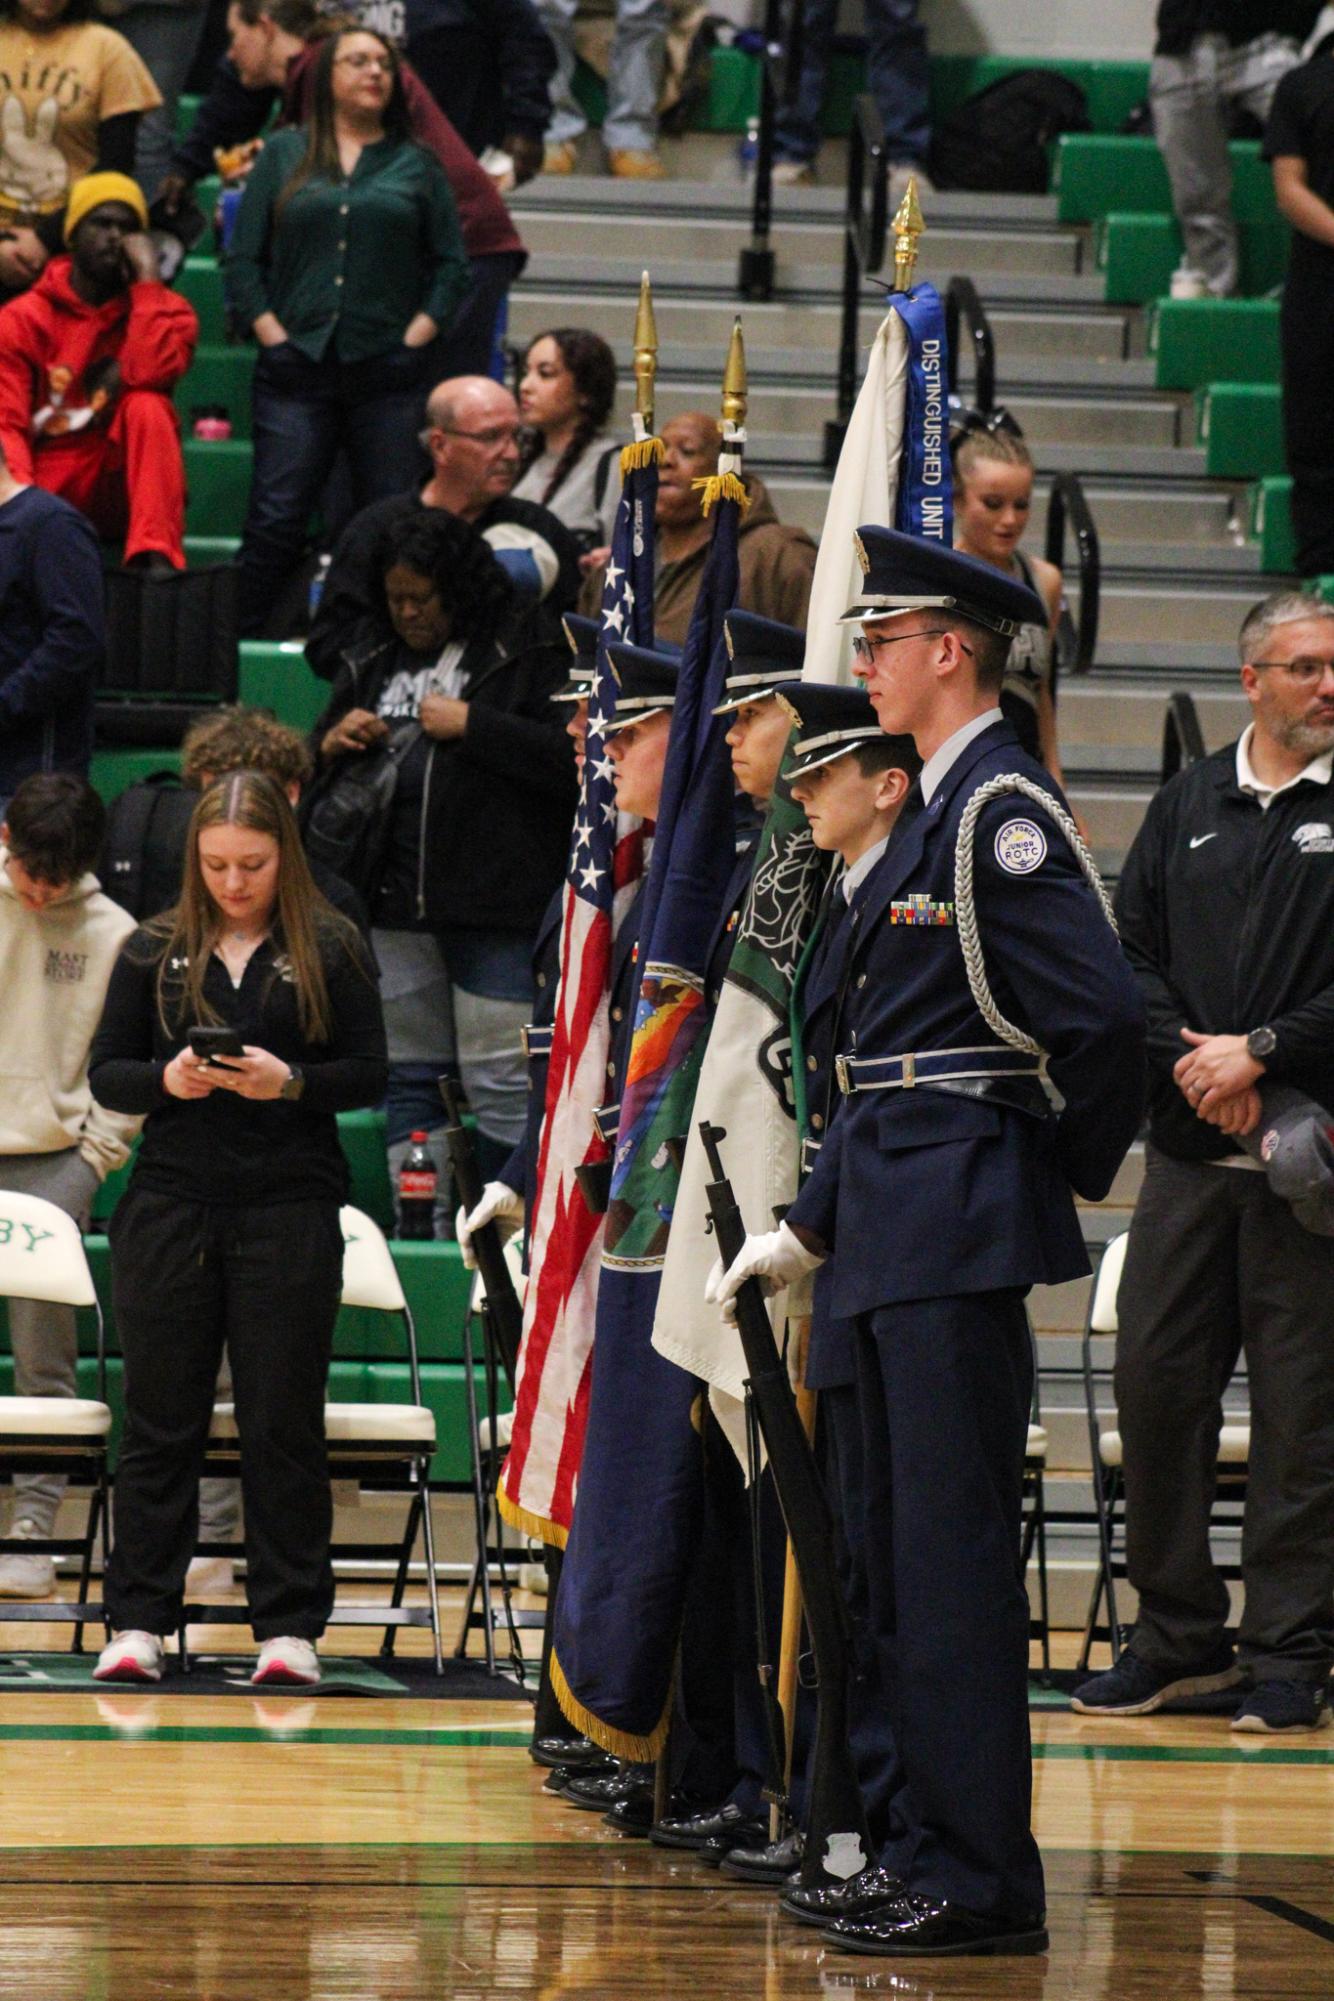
top-left (200, 1205), bottom-right (443, 1672)
top-left (0, 1190), bottom-right (110, 1649)
top-left (1080, 1231), bottom-right (1250, 1668)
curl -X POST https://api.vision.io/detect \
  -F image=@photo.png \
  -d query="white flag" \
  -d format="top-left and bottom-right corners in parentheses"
top-left (650, 308), bottom-right (910, 1465)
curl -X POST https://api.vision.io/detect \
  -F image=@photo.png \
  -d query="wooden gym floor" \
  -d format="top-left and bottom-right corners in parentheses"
top-left (0, 1601), bottom-right (1329, 1999)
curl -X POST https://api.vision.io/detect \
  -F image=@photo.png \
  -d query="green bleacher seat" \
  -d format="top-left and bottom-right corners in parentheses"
top-left (176, 92), bottom-right (200, 140)
top-left (335, 1110), bottom-right (395, 1231)
top-left (179, 344), bottom-right (254, 440)
top-left (1098, 210), bottom-right (1290, 303)
top-left (1250, 475), bottom-right (1296, 572)
top-left (1149, 297), bottom-right (1280, 390)
top-left (239, 639), bottom-right (329, 734)
top-left (186, 535), bottom-right (240, 567)
top-left (185, 436), bottom-right (252, 536)
top-left (1196, 381), bottom-right (1284, 479)
top-left (179, 257), bottom-right (226, 344)
top-left (1055, 134), bottom-right (1278, 225)
top-left (90, 746), bottom-right (180, 803)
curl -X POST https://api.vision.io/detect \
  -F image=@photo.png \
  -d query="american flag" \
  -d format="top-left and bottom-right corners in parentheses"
top-left (497, 449), bottom-right (655, 1546)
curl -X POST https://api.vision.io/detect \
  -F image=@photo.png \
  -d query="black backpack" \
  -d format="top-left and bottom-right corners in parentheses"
top-left (99, 771), bottom-right (197, 920)
top-left (929, 70), bottom-right (1092, 194)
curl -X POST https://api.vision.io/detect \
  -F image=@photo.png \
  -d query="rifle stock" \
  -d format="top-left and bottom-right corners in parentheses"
top-left (438, 1077), bottom-right (522, 1389)
top-left (698, 1121), bottom-right (873, 1890)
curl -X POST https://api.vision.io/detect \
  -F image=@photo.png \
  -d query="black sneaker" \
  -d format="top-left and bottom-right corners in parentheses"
top-left (1231, 1680), bottom-right (1333, 1734)
top-left (1070, 1649), bottom-right (1240, 1716)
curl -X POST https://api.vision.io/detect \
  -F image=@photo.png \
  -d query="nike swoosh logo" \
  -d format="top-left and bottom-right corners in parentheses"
top-left (1189, 833), bottom-right (1218, 849)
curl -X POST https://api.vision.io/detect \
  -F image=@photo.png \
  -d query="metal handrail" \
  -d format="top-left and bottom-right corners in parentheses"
top-left (1044, 472), bottom-right (1100, 678)
top-left (1160, 691), bottom-right (1206, 785)
top-left (824, 92), bottom-right (891, 469)
top-left (944, 275), bottom-right (996, 416)
top-left (738, 0), bottom-right (803, 301)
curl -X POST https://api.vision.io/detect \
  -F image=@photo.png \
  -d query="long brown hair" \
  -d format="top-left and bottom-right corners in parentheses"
top-left (516, 328), bottom-right (618, 505)
top-left (150, 770), bottom-right (353, 1043)
top-left (274, 26), bottom-right (412, 222)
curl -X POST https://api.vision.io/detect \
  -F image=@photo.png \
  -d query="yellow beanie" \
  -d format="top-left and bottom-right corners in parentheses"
top-left (64, 172), bottom-right (149, 245)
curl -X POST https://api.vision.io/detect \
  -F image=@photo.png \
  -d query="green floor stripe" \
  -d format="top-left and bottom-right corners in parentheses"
top-left (0, 1722), bottom-right (532, 1747)
top-left (0, 1718), bottom-right (1326, 1763)
top-left (1034, 1741), bottom-right (1334, 1766)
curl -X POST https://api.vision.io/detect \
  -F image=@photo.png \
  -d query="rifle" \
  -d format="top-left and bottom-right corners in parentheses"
top-left (438, 1076), bottom-right (523, 1391)
top-left (698, 1119), bottom-right (874, 1891)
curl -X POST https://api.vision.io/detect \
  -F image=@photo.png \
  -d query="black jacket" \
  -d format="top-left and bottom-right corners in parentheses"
top-left (310, 610), bottom-right (577, 934)
top-left (89, 925), bottom-right (387, 1206)
top-left (305, 490), bottom-right (582, 684)
top-left (0, 487), bottom-right (103, 796)
top-left (1115, 740), bottom-right (1334, 1160)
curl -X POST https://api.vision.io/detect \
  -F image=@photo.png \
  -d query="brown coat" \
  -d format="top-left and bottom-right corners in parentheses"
top-left (580, 474), bottom-right (817, 645)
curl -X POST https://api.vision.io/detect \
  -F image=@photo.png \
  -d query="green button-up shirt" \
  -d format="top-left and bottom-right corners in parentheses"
top-left (227, 127), bottom-right (469, 364)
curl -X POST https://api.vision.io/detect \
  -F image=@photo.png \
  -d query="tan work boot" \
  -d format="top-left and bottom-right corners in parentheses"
top-left (544, 139), bottom-right (579, 174)
top-left (607, 148), bottom-right (667, 180)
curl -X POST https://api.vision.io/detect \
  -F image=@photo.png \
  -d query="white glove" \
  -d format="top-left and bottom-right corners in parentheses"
top-left (705, 1222), bottom-right (825, 1321)
top-left (456, 1182), bottom-right (523, 1270)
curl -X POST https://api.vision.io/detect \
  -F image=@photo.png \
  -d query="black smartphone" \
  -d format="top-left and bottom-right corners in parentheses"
top-left (188, 1025), bottom-right (245, 1070)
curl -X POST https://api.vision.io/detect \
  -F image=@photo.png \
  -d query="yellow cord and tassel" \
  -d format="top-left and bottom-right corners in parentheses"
top-left (495, 1479), bottom-right (569, 1550)
top-left (692, 469), bottom-right (749, 516)
top-left (621, 433), bottom-right (665, 475)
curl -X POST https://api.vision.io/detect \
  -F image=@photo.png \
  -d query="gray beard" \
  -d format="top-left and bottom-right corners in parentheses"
top-left (1268, 710), bottom-right (1334, 759)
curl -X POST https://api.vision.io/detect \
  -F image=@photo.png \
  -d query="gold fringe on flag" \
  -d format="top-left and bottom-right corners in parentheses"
top-left (550, 1647), bottom-right (674, 1763)
top-left (495, 1477), bottom-right (569, 1550)
top-left (692, 470), bottom-right (750, 516)
top-left (621, 433), bottom-right (665, 475)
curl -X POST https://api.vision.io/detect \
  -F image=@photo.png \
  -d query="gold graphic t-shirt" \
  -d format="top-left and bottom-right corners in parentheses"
top-left (0, 23), bottom-right (159, 224)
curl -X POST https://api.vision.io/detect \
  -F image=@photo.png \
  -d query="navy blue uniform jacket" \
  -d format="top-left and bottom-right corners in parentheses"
top-left (786, 721), bottom-right (1146, 1321)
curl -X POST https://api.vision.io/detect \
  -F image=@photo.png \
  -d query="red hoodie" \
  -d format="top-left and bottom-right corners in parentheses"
top-left (0, 257), bottom-right (198, 483)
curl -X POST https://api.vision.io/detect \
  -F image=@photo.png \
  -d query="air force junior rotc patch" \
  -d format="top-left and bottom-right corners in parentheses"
top-left (994, 818), bottom-right (1048, 875)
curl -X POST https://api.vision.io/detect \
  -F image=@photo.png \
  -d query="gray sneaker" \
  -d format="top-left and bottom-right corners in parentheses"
top-left (0, 1522), bottom-right (57, 1599)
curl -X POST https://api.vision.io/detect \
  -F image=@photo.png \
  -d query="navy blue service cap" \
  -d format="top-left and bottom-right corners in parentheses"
top-left (551, 613), bottom-right (600, 702)
top-left (713, 611), bottom-right (806, 714)
top-left (840, 525), bottom-right (1046, 637)
top-left (603, 642), bottom-right (679, 734)
top-left (783, 682), bottom-right (914, 779)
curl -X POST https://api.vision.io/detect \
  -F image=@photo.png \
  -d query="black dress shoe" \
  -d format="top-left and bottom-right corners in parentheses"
top-left (719, 1827), bottom-right (804, 1884)
top-left (779, 1863), bottom-right (904, 1929)
top-left (650, 1802), bottom-right (765, 1853)
top-left (530, 1734), bottom-right (612, 1772)
top-left (561, 1766), bottom-right (643, 1812)
top-left (695, 1814), bottom-right (771, 1868)
top-left (827, 1894), bottom-right (1049, 1958)
top-left (601, 1782), bottom-right (658, 1835)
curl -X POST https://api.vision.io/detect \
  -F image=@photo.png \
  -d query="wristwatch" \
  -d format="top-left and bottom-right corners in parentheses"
top-left (1246, 1026), bottom-right (1277, 1063)
top-left (280, 1064), bottom-right (306, 1102)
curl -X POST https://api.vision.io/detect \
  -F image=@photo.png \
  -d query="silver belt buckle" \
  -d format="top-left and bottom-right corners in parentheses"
top-left (834, 1053), bottom-right (851, 1097)
top-left (901, 1051), bottom-right (916, 1089)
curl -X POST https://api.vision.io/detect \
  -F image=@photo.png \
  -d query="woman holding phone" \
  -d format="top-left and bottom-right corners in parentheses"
top-left (87, 770), bottom-right (386, 1686)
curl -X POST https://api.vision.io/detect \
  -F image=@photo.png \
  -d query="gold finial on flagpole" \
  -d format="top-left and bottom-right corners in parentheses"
top-left (891, 174), bottom-right (925, 293)
top-left (721, 316), bottom-right (748, 433)
top-left (633, 269), bottom-right (657, 434)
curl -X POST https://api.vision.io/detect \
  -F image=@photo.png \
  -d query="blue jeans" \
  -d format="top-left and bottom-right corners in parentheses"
top-left (237, 340), bottom-right (433, 636)
top-left (775, 0), bottom-right (929, 167)
top-left (538, 0), bottom-right (668, 154)
top-left (117, 1), bottom-right (209, 201)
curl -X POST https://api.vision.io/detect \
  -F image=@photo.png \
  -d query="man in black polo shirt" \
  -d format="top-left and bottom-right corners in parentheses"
top-left (1074, 589), bottom-right (1334, 1733)
top-left (1266, 29), bottom-right (1334, 572)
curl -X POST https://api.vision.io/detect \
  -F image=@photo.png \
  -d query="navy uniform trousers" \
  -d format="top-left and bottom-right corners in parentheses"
top-left (788, 720), bottom-right (1146, 1916)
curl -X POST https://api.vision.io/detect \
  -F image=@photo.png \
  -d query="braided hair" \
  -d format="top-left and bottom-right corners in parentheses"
top-left (517, 328), bottom-right (617, 506)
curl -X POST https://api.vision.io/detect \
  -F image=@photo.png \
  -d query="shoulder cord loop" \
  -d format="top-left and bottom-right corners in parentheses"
top-left (953, 772), bottom-right (1119, 1056)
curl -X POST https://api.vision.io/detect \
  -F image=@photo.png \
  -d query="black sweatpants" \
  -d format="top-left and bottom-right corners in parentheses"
top-left (1280, 271), bottom-right (1334, 576)
top-left (1116, 1146), bottom-right (1334, 1684)
top-left (104, 1187), bottom-right (344, 1641)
